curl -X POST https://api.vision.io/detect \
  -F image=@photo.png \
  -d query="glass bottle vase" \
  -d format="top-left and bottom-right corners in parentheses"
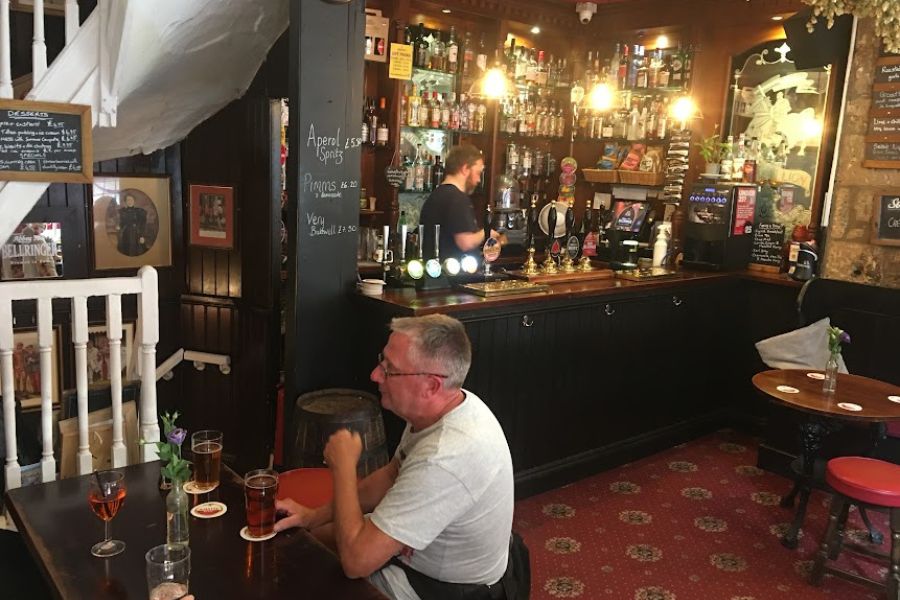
top-left (166, 479), bottom-right (190, 547)
top-left (823, 350), bottom-right (840, 394)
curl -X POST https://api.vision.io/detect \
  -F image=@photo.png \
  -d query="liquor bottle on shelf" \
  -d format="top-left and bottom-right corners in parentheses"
top-left (720, 135), bottom-right (734, 180)
top-left (507, 37), bottom-right (517, 78)
top-left (462, 31), bottom-right (474, 77)
top-left (415, 23), bottom-right (430, 68)
top-left (617, 44), bottom-right (629, 90)
top-left (449, 93), bottom-right (460, 131)
top-left (459, 93), bottom-right (471, 131)
top-left (430, 92), bottom-right (441, 129)
top-left (431, 31), bottom-right (446, 72)
top-left (683, 45), bottom-right (694, 91)
top-left (647, 50), bottom-right (660, 89)
top-left (403, 155), bottom-right (415, 191)
top-left (432, 154), bottom-right (445, 186)
top-left (447, 26), bottom-right (459, 74)
top-left (407, 85), bottom-right (420, 127)
top-left (476, 32), bottom-right (488, 73)
top-left (423, 153), bottom-right (433, 191)
top-left (366, 98), bottom-right (378, 146)
top-left (657, 53), bottom-right (671, 88)
top-left (376, 97), bottom-right (389, 146)
top-left (361, 97), bottom-right (370, 144)
top-left (440, 94), bottom-right (451, 128)
top-left (628, 45), bottom-right (642, 89)
top-left (670, 45), bottom-right (684, 87)
top-left (418, 91), bottom-right (430, 128)
top-left (413, 145), bottom-right (426, 192)
top-left (732, 133), bottom-right (747, 181)
top-left (635, 48), bottom-right (649, 89)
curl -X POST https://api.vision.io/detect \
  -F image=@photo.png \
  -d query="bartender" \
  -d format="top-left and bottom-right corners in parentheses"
top-left (420, 144), bottom-right (499, 262)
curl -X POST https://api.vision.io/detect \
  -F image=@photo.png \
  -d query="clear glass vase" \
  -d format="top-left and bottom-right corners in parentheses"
top-left (823, 350), bottom-right (840, 394)
top-left (166, 479), bottom-right (190, 547)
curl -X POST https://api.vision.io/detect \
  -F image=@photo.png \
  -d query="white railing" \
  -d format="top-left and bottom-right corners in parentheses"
top-left (0, 0), bottom-right (82, 100)
top-left (0, 266), bottom-right (160, 491)
top-left (156, 349), bottom-right (232, 381)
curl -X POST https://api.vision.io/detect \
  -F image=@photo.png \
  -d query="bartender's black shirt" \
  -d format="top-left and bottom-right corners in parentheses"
top-left (420, 183), bottom-right (478, 262)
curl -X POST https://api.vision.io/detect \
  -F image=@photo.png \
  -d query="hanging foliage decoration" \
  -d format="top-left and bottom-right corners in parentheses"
top-left (802, 0), bottom-right (900, 54)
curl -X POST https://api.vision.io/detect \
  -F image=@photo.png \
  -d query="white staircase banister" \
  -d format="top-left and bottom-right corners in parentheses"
top-left (31, 0), bottom-right (46, 82)
top-left (64, 0), bottom-right (78, 44)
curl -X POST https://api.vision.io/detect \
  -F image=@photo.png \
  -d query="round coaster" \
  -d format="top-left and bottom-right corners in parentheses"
top-left (240, 526), bottom-right (276, 542)
top-left (184, 481), bottom-right (218, 495)
top-left (776, 385), bottom-right (799, 394)
top-left (191, 501), bottom-right (227, 519)
top-left (806, 372), bottom-right (825, 380)
top-left (888, 395), bottom-right (900, 404)
top-left (837, 402), bottom-right (863, 412)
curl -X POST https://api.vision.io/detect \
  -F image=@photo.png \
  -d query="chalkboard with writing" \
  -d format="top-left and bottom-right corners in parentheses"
top-left (873, 90), bottom-right (900, 112)
top-left (874, 61), bottom-right (900, 86)
top-left (872, 193), bottom-right (900, 246)
top-left (0, 99), bottom-right (92, 183)
top-left (869, 115), bottom-right (900, 135)
top-left (750, 222), bottom-right (785, 268)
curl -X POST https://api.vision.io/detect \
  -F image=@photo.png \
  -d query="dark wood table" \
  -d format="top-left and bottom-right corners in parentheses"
top-left (752, 369), bottom-right (900, 548)
top-left (4, 461), bottom-right (386, 599)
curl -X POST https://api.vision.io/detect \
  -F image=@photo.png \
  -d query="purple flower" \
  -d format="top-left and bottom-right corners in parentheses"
top-left (840, 331), bottom-right (851, 345)
top-left (167, 427), bottom-right (187, 447)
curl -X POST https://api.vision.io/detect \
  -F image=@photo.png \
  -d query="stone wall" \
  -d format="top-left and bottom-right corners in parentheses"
top-left (823, 19), bottom-right (900, 288)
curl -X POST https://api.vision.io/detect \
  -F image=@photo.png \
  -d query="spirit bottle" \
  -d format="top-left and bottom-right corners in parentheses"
top-left (447, 26), bottom-right (459, 74)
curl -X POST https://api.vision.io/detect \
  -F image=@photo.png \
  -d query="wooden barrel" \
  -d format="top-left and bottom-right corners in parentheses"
top-left (291, 388), bottom-right (388, 477)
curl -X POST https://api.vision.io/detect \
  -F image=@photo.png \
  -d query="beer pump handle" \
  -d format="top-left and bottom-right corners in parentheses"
top-left (400, 225), bottom-right (408, 262)
top-left (583, 198), bottom-right (593, 234)
top-left (565, 201), bottom-right (575, 238)
top-left (484, 204), bottom-right (492, 241)
top-left (418, 224), bottom-right (425, 260)
top-left (382, 225), bottom-right (391, 281)
top-left (433, 224), bottom-right (441, 260)
top-left (547, 201), bottom-right (557, 252)
top-left (525, 200), bottom-right (535, 250)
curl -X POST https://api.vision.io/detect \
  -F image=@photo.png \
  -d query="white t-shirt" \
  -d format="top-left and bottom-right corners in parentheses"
top-left (368, 390), bottom-right (514, 599)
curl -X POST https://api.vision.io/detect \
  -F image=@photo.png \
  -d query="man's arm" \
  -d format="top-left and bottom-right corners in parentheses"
top-left (274, 456), bottom-right (399, 532)
top-left (453, 228), bottom-right (500, 253)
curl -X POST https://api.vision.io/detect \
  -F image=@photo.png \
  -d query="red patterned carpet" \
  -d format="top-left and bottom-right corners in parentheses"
top-left (514, 430), bottom-right (889, 600)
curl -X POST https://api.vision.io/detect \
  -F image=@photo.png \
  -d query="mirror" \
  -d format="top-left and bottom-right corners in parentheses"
top-left (724, 40), bottom-right (832, 234)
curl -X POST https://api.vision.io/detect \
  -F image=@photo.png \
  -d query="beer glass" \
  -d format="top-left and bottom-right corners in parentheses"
top-left (244, 469), bottom-right (279, 538)
top-left (146, 543), bottom-right (190, 600)
top-left (191, 430), bottom-right (223, 492)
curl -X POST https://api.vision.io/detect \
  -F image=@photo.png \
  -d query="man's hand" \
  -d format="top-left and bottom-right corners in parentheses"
top-left (273, 498), bottom-right (316, 532)
top-left (324, 429), bottom-right (363, 473)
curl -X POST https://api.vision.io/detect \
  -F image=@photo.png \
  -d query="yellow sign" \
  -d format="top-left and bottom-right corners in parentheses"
top-left (389, 43), bottom-right (413, 80)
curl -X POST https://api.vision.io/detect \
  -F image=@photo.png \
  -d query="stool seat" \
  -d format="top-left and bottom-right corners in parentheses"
top-left (276, 468), bottom-right (333, 508)
top-left (826, 456), bottom-right (900, 508)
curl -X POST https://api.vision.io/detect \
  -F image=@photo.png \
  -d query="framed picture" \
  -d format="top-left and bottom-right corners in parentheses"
top-left (91, 176), bottom-right (172, 271)
top-left (86, 322), bottom-right (135, 387)
top-left (1, 221), bottom-right (63, 280)
top-left (7, 327), bottom-right (61, 411)
top-left (189, 184), bottom-right (234, 249)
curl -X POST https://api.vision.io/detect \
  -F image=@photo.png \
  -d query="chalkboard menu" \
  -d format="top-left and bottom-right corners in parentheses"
top-left (872, 192), bottom-right (900, 246)
top-left (0, 99), bottom-right (92, 183)
top-left (749, 222), bottom-right (785, 269)
top-left (866, 56), bottom-right (900, 168)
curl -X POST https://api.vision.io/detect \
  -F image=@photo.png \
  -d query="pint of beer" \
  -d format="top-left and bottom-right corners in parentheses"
top-left (191, 430), bottom-right (223, 492)
top-left (244, 469), bottom-right (279, 538)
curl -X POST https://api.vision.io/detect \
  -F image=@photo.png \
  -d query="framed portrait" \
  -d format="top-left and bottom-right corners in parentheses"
top-left (86, 322), bottom-right (135, 387)
top-left (6, 327), bottom-right (61, 411)
top-left (91, 176), bottom-right (172, 271)
top-left (189, 184), bottom-right (234, 249)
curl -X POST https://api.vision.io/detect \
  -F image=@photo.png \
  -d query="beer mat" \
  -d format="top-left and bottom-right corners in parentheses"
top-left (888, 395), bottom-right (900, 404)
top-left (806, 372), bottom-right (826, 380)
top-left (458, 280), bottom-right (550, 297)
top-left (775, 385), bottom-right (799, 394)
top-left (184, 481), bottom-right (218, 494)
top-left (614, 268), bottom-right (680, 282)
top-left (191, 501), bottom-right (227, 519)
top-left (506, 268), bottom-right (614, 285)
top-left (240, 526), bottom-right (276, 542)
top-left (837, 402), bottom-right (863, 412)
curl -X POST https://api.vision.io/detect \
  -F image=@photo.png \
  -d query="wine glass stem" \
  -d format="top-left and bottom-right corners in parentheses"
top-left (104, 519), bottom-right (111, 543)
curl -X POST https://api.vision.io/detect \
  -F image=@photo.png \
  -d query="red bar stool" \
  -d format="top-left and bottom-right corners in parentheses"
top-left (276, 468), bottom-right (333, 508)
top-left (810, 456), bottom-right (900, 597)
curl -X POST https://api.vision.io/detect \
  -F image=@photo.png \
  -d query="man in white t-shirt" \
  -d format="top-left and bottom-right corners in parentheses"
top-left (275, 314), bottom-right (516, 599)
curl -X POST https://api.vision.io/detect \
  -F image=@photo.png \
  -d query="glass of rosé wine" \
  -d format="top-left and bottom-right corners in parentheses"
top-left (88, 469), bottom-right (127, 557)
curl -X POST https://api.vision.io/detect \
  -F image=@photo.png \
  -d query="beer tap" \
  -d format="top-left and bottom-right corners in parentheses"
top-left (577, 198), bottom-right (594, 272)
top-left (392, 223), bottom-right (408, 282)
top-left (406, 224), bottom-right (425, 280)
top-left (541, 199), bottom-right (558, 274)
top-left (481, 203), bottom-right (498, 279)
top-left (522, 196), bottom-right (539, 276)
top-left (381, 225), bottom-right (391, 282)
top-left (560, 199), bottom-right (576, 273)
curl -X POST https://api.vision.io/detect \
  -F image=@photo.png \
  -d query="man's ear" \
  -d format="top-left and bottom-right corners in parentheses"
top-left (425, 374), bottom-right (444, 396)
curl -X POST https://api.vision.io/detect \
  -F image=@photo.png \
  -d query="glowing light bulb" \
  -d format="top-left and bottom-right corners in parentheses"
top-left (802, 115), bottom-right (823, 139)
top-left (461, 255), bottom-right (479, 274)
top-left (655, 35), bottom-right (670, 49)
top-left (407, 260), bottom-right (424, 280)
top-left (588, 83), bottom-right (614, 111)
top-left (483, 67), bottom-right (510, 99)
top-left (443, 257), bottom-right (461, 276)
top-left (670, 96), bottom-right (697, 129)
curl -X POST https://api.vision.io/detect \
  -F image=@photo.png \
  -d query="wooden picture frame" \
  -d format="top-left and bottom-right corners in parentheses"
top-left (189, 184), bottom-right (235, 249)
top-left (0, 99), bottom-right (92, 184)
top-left (86, 322), bottom-right (135, 387)
top-left (59, 401), bottom-right (139, 478)
top-left (9, 326), bottom-right (61, 411)
top-left (91, 175), bottom-right (173, 271)
top-left (872, 191), bottom-right (900, 247)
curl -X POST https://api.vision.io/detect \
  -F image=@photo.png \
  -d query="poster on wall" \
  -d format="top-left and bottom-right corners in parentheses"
top-left (0, 222), bottom-right (62, 280)
top-left (189, 184), bottom-right (234, 249)
top-left (872, 192), bottom-right (900, 246)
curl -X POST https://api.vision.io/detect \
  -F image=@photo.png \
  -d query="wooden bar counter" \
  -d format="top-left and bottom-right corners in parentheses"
top-left (352, 268), bottom-right (802, 497)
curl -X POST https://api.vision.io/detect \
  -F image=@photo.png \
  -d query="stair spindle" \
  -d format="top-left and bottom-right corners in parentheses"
top-left (64, 0), bottom-right (78, 44)
top-left (32, 0), bottom-right (47, 82)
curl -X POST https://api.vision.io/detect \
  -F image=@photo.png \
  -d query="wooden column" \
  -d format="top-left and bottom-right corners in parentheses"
top-left (284, 0), bottom-right (365, 460)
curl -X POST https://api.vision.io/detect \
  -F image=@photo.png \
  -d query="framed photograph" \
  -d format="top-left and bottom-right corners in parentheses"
top-left (86, 322), bottom-right (135, 386)
top-left (8, 327), bottom-right (61, 411)
top-left (189, 184), bottom-right (234, 249)
top-left (1, 221), bottom-right (63, 280)
top-left (91, 176), bottom-right (172, 271)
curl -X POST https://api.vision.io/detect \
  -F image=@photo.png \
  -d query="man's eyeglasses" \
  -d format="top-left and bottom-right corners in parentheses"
top-left (377, 352), bottom-right (448, 379)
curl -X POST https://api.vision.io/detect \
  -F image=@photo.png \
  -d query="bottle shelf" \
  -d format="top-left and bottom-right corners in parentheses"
top-left (572, 136), bottom-right (671, 145)
top-left (412, 66), bottom-right (458, 78)
top-left (500, 132), bottom-right (568, 142)
top-left (615, 86), bottom-right (690, 96)
top-left (401, 125), bottom-right (488, 135)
